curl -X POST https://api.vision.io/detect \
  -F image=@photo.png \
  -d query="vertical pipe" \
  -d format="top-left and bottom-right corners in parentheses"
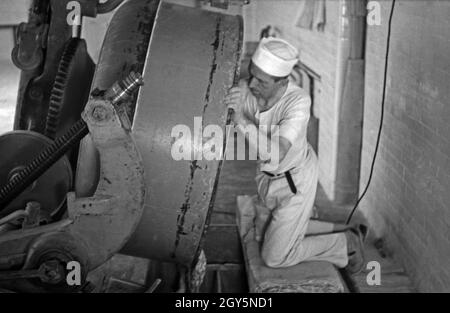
top-left (333, 0), bottom-right (367, 204)
top-left (331, 0), bottom-right (351, 201)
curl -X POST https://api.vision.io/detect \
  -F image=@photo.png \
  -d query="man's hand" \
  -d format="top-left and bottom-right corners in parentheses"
top-left (223, 82), bottom-right (249, 126)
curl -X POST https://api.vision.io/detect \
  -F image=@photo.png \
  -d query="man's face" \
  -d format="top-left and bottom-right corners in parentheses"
top-left (247, 62), bottom-right (284, 101)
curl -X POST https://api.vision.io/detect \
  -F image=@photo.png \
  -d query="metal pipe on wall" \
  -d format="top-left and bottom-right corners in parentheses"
top-left (333, 0), bottom-right (367, 205)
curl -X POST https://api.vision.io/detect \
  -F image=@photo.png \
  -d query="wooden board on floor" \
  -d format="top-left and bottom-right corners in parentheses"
top-left (236, 195), bottom-right (345, 293)
top-left (204, 224), bottom-right (244, 264)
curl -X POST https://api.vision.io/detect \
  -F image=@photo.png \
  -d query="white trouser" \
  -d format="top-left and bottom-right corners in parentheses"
top-left (254, 146), bottom-right (348, 268)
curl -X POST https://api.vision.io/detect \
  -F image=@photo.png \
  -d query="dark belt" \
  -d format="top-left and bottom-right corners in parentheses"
top-left (262, 170), bottom-right (297, 194)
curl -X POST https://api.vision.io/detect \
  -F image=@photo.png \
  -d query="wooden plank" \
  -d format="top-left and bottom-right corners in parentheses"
top-left (211, 159), bottom-right (257, 224)
top-left (201, 264), bottom-right (248, 293)
top-left (204, 224), bottom-right (244, 264)
top-left (236, 195), bottom-right (345, 293)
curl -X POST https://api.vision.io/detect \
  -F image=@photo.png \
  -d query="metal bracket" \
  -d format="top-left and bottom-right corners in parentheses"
top-left (11, 16), bottom-right (48, 71)
top-left (0, 74), bottom-right (146, 289)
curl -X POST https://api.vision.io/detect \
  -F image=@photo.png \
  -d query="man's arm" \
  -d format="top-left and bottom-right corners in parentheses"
top-left (235, 119), bottom-right (292, 166)
top-left (223, 84), bottom-right (291, 166)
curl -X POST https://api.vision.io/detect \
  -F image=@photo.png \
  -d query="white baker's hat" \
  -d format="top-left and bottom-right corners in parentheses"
top-left (251, 37), bottom-right (299, 77)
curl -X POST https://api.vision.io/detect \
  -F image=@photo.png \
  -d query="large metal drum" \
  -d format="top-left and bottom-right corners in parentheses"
top-left (76, 0), bottom-right (243, 266)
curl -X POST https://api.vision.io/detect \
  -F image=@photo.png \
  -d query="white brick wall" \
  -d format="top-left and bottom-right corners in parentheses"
top-left (361, 0), bottom-right (450, 292)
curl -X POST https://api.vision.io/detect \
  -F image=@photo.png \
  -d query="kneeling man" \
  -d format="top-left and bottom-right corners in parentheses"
top-left (224, 37), bottom-right (364, 273)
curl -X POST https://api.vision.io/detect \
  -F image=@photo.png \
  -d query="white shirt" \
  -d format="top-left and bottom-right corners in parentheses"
top-left (243, 81), bottom-right (311, 174)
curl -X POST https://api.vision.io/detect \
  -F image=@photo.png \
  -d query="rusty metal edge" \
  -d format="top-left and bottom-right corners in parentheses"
top-left (192, 14), bottom-right (244, 270)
